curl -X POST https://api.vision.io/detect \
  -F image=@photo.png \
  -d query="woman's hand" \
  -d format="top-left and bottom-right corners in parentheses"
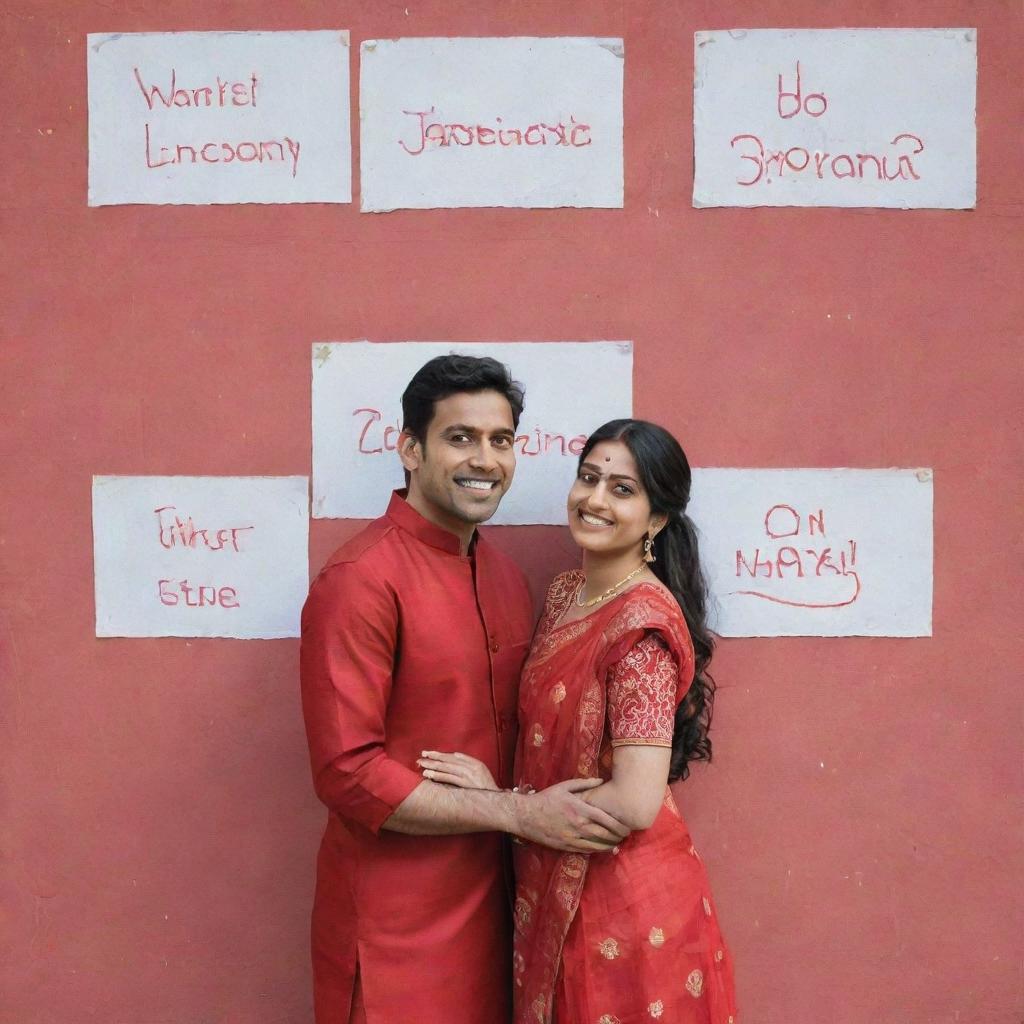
top-left (417, 751), bottom-right (499, 791)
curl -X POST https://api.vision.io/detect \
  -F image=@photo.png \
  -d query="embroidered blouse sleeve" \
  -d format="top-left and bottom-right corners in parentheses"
top-left (606, 632), bottom-right (679, 748)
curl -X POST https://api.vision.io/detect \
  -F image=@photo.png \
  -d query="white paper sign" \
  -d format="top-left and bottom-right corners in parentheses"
top-left (688, 469), bottom-right (933, 637)
top-left (693, 29), bottom-right (976, 209)
top-left (88, 31), bottom-right (351, 206)
top-left (312, 341), bottom-right (632, 522)
top-left (93, 476), bottom-right (309, 638)
top-left (359, 37), bottom-right (624, 211)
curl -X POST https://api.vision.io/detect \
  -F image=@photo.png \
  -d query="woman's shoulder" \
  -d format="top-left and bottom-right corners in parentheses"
top-left (607, 580), bottom-right (681, 625)
top-left (545, 568), bottom-right (584, 601)
top-left (541, 569), bottom-right (583, 620)
top-left (604, 582), bottom-right (693, 661)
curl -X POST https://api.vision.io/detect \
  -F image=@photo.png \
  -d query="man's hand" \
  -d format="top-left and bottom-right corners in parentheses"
top-left (513, 779), bottom-right (631, 853)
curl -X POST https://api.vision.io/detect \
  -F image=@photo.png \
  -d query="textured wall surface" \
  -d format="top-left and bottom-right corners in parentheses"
top-left (1, 1), bottom-right (1020, 1021)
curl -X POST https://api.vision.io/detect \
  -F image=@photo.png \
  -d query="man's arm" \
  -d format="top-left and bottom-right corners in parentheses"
top-left (300, 560), bottom-right (629, 850)
top-left (300, 561), bottom-right (423, 833)
top-left (385, 776), bottom-right (629, 852)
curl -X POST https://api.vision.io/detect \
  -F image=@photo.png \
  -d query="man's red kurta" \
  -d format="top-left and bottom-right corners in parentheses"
top-left (300, 491), bottom-right (534, 1024)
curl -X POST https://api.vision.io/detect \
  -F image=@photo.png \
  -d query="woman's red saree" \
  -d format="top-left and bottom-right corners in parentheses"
top-left (513, 571), bottom-right (737, 1024)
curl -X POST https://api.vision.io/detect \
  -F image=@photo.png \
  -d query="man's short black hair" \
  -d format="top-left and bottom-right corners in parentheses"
top-left (401, 354), bottom-right (525, 441)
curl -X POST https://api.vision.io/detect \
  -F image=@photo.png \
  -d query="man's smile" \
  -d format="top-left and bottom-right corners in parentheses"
top-left (455, 477), bottom-right (499, 491)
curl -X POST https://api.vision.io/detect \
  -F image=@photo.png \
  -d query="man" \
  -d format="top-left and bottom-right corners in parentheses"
top-left (300, 355), bottom-right (628, 1024)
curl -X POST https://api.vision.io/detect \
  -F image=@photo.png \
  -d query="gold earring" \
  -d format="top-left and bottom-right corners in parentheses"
top-left (643, 534), bottom-right (656, 564)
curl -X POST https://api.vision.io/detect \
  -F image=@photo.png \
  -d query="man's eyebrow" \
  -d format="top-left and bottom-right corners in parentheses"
top-left (442, 424), bottom-right (515, 436)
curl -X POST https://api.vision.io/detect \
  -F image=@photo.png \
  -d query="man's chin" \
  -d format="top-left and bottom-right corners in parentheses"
top-left (461, 504), bottom-right (501, 525)
top-left (451, 493), bottom-right (504, 524)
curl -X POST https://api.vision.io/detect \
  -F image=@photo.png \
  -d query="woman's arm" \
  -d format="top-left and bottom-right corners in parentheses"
top-left (581, 744), bottom-right (672, 830)
top-left (412, 751), bottom-right (631, 851)
top-left (583, 631), bottom-right (680, 831)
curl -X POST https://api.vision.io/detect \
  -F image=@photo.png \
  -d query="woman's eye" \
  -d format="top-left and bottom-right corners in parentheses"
top-left (614, 484), bottom-right (635, 496)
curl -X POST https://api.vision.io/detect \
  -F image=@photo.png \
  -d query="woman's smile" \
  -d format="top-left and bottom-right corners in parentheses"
top-left (577, 508), bottom-right (615, 528)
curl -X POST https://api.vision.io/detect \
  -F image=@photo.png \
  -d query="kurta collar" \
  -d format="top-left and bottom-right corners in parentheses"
top-left (385, 490), bottom-right (476, 557)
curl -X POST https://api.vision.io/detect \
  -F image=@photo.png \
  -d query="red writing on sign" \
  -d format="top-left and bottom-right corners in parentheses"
top-left (133, 67), bottom-right (301, 178)
top-left (399, 107), bottom-right (592, 156)
top-left (154, 506), bottom-right (254, 553)
top-left (777, 62), bottom-right (827, 119)
top-left (353, 407), bottom-right (587, 458)
top-left (728, 62), bottom-right (926, 188)
top-left (158, 578), bottom-right (239, 608)
top-left (732, 504), bottom-right (861, 609)
top-left (731, 132), bottom-right (923, 186)
top-left (134, 68), bottom-right (259, 109)
top-left (143, 124), bottom-right (301, 177)
top-left (733, 132), bottom-right (925, 186)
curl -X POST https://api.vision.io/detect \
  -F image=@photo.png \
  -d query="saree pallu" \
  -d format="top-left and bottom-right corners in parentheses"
top-left (513, 571), bottom-right (737, 1024)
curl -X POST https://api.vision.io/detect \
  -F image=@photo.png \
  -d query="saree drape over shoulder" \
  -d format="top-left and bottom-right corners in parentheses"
top-left (513, 571), bottom-right (737, 1024)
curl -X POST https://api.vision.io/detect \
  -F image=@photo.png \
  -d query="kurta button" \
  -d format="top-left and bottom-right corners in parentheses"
top-left (490, 639), bottom-right (500, 653)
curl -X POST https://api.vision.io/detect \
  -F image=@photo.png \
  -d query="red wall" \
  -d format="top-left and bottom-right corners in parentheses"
top-left (2, 2), bottom-right (1020, 1021)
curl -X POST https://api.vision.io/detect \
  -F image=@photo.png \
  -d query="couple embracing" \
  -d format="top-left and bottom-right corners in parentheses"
top-left (300, 355), bottom-right (737, 1024)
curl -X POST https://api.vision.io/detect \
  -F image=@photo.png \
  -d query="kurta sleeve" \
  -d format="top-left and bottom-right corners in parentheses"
top-left (606, 632), bottom-right (679, 748)
top-left (300, 561), bottom-right (422, 834)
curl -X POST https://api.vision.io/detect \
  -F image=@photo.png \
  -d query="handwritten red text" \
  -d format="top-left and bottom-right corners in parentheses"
top-left (352, 407), bottom-right (587, 458)
top-left (731, 132), bottom-right (923, 187)
top-left (133, 67), bottom-right (302, 178)
top-left (399, 107), bottom-right (592, 156)
top-left (776, 62), bottom-right (827, 119)
top-left (729, 62), bottom-right (926, 188)
top-left (134, 68), bottom-right (259, 109)
top-left (158, 578), bottom-right (240, 608)
top-left (732, 504), bottom-right (861, 609)
top-left (154, 506), bottom-right (254, 552)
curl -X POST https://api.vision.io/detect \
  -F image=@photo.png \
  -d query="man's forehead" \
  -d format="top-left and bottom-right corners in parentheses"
top-left (430, 390), bottom-right (515, 431)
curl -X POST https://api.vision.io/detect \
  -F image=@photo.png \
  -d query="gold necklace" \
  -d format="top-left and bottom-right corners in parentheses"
top-left (575, 564), bottom-right (647, 608)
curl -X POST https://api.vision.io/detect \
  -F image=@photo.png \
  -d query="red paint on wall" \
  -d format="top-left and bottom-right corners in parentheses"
top-left (0, 2), bottom-right (1020, 1023)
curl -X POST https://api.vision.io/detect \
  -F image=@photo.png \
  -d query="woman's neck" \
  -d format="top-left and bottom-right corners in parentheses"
top-left (579, 550), bottom-right (650, 603)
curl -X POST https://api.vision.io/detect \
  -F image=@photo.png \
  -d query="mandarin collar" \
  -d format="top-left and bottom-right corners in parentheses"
top-left (385, 490), bottom-right (478, 558)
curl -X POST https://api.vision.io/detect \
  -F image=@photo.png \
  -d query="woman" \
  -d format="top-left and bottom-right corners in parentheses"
top-left (421, 419), bottom-right (736, 1024)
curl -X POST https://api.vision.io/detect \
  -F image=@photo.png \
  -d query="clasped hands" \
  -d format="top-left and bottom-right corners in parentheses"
top-left (417, 750), bottom-right (629, 854)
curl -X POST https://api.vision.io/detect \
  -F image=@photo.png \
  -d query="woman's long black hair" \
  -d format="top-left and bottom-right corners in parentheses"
top-left (580, 419), bottom-right (715, 782)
